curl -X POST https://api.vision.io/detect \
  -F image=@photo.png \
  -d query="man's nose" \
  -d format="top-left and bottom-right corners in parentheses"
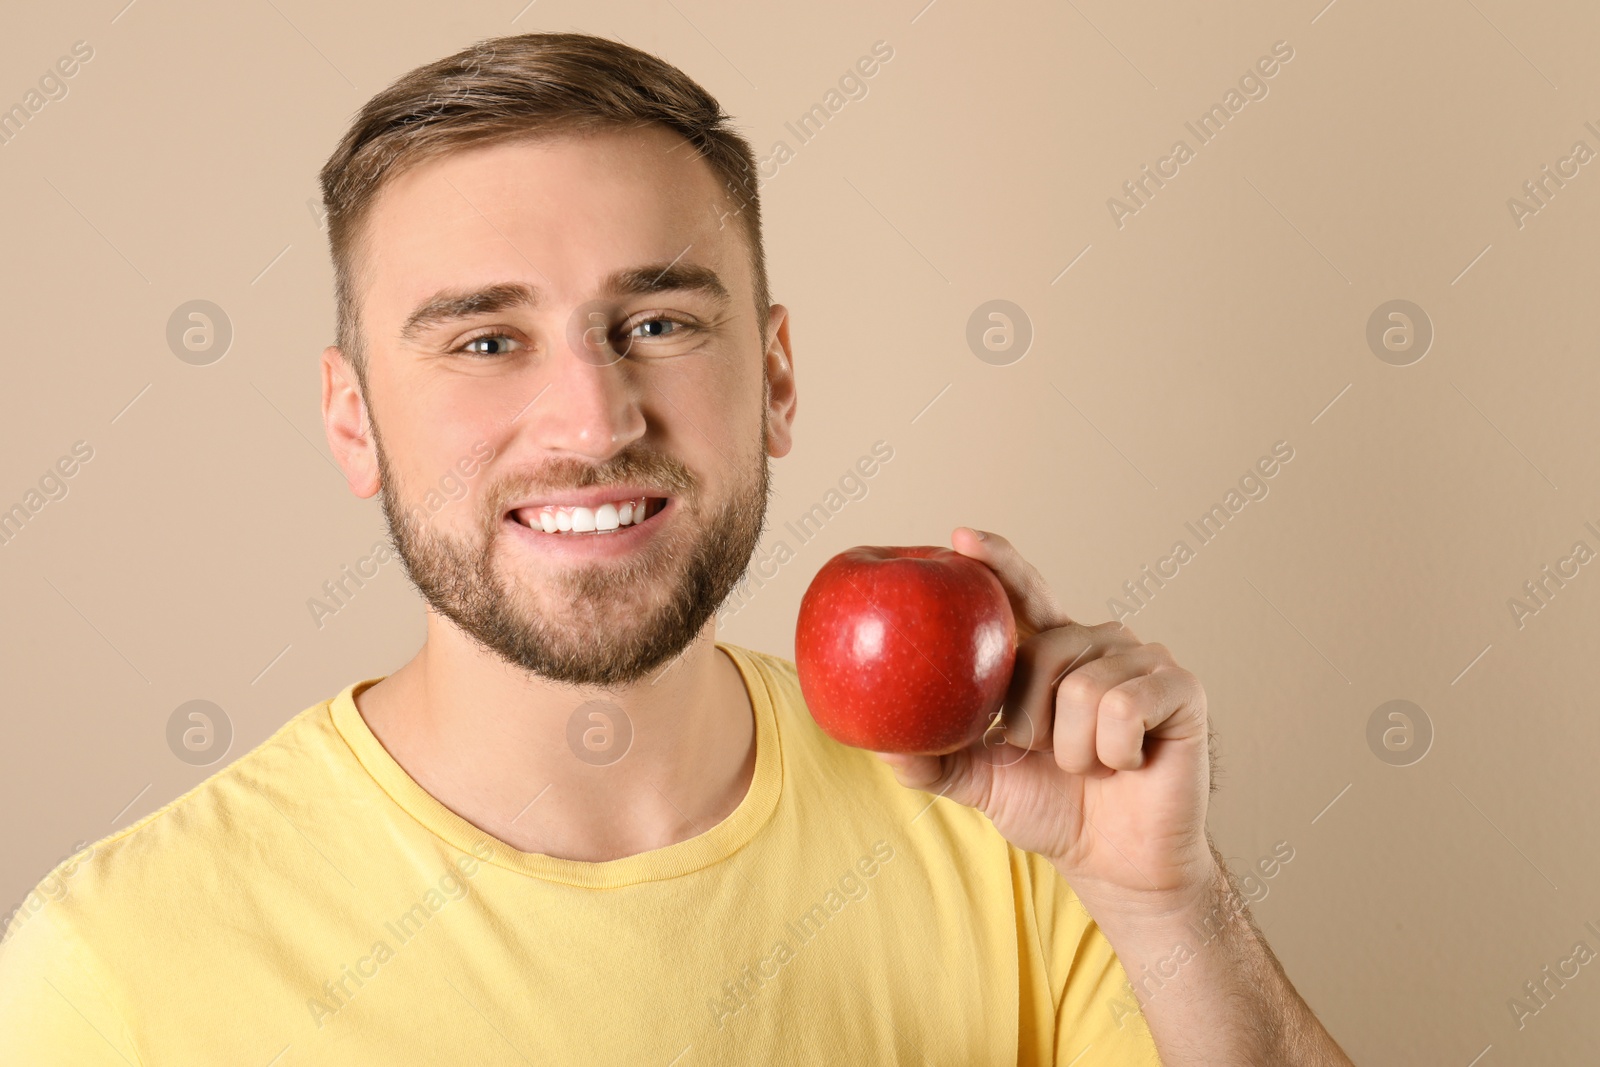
top-left (527, 329), bottom-right (647, 459)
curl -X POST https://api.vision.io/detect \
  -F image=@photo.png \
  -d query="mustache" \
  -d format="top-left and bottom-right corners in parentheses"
top-left (485, 454), bottom-right (696, 514)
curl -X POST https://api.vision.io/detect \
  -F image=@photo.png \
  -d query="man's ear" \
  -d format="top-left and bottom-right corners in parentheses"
top-left (763, 304), bottom-right (797, 459)
top-left (321, 345), bottom-right (381, 498)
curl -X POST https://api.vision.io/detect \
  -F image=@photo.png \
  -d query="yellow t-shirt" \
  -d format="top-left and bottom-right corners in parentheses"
top-left (0, 643), bottom-right (1162, 1065)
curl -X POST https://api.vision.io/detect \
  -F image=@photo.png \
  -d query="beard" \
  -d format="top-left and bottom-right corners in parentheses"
top-left (371, 403), bottom-right (773, 689)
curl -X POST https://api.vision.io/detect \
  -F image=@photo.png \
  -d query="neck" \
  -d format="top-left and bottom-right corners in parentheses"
top-left (354, 614), bottom-right (757, 862)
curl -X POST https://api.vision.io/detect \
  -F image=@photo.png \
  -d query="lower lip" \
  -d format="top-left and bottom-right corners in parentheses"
top-left (503, 499), bottom-right (674, 559)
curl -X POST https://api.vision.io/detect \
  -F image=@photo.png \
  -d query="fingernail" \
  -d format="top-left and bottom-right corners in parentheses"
top-left (972, 528), bottom-right (988, 541)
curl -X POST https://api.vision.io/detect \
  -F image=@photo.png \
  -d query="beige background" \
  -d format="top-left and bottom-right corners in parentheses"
top-left (2, 0), bottom-right (1597, 1062)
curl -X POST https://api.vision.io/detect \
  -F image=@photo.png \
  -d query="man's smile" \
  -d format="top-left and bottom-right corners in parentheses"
top-left (507, 493), bottom-right (671, 533)
top-left (502, 495), bottom-right (676, 558)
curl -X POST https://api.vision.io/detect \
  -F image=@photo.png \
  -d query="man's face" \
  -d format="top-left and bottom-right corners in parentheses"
top-left (342, 126), bottom-right (791, 689)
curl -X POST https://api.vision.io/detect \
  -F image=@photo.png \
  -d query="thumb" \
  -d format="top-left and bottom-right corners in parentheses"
top-left (951, 527), bottom-right (1073, 640)
top-left (869, 748), bottom-right (985, 810)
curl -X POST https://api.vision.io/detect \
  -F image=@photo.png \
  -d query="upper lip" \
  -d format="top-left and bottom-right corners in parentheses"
top-left (505, 487), bottom-right (672, 513)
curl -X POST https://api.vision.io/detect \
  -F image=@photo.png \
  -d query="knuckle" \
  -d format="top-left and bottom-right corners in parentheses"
top-left (1100, 688), bottom-right (1146, 725)
top-left (1057, 673), bottom-right (1101, 712)
top-left (1164, 664), bottom-right (1203, 698)
top-left (1095, 619), bottom-right (1133, 639)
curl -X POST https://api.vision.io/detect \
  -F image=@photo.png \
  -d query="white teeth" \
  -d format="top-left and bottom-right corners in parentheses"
top-left (522, 497), bottom-right (653, 534)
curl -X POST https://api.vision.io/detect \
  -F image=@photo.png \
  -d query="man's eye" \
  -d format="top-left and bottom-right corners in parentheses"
top-left (629, 317), bottom-right (690, 340)
top-left (456, 333), bottom-right (521, 358)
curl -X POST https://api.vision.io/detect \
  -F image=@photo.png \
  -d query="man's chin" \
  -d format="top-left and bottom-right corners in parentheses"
top-left (488, 545), bottom-right (677, 635)
top-left (495, 534), bottom-right (669, 590)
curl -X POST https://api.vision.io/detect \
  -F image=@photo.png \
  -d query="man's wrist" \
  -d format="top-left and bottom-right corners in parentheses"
top-left (1052, 847), bottom-right (1273, 1002)
top-left (1055, 848), bottom-right (1355, 1066)
top-left (1052, 852), bottom-right (1232, 941)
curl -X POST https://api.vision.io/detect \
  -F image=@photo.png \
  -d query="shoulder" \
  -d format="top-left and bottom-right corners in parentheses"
top-left (1, 684), bottom-right (358, 955)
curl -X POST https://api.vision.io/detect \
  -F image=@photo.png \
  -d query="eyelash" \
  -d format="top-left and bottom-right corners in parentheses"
top-left (453, 315), bottom-right (696, 358)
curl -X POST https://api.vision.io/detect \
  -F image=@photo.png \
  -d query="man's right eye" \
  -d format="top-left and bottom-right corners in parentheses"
top-left (455, 332), bottom-right (522, 358)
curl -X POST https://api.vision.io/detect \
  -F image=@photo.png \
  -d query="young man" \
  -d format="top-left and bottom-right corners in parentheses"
top-left (0, 32), bottom-right (1352, 1065)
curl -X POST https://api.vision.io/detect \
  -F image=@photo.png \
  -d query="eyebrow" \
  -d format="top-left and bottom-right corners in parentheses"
top-left (398, 263), bottom-right (732, 344)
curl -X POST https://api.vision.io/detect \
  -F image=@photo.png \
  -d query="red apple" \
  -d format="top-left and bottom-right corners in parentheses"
top-left (794, 545), bottom-right (1017, 755)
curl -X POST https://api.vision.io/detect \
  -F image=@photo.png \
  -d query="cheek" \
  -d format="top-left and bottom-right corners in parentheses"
top-left (649, 361), bottom-right (757, 451)
top-left (382, 398), bottom-right (501, 515)
top-left (410, 390), bottom-right (498, 468)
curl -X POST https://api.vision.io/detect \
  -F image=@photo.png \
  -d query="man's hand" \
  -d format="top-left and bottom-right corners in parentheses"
top-left (873, 526), bottom-right (1355, 1065)
top-left (871, 526), bottom-right (1216, 916)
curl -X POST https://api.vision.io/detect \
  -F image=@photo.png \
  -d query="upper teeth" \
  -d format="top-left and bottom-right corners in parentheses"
top-left (520, 497), bottom-right (651, 533)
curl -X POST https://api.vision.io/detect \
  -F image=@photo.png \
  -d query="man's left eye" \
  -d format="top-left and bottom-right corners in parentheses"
top-left (630, 317), bottom-right (687, 339)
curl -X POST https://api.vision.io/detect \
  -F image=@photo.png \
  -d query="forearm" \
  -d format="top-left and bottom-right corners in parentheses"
top-left (1064, 844), bottom-right (1353, 1066)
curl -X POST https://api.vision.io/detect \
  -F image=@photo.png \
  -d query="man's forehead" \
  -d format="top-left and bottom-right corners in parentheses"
top-left (361, 128), bottom-right (744, 317)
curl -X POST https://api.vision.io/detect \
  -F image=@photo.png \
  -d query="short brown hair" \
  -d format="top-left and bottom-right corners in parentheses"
top-left (317, 32), bottom-right (769, 394)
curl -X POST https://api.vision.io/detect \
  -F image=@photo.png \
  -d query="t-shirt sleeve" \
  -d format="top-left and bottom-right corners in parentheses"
top-left (1026, 850), bottom-right (1164, 1066)
top-left (0, 905), bottom-right (143, 1066)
